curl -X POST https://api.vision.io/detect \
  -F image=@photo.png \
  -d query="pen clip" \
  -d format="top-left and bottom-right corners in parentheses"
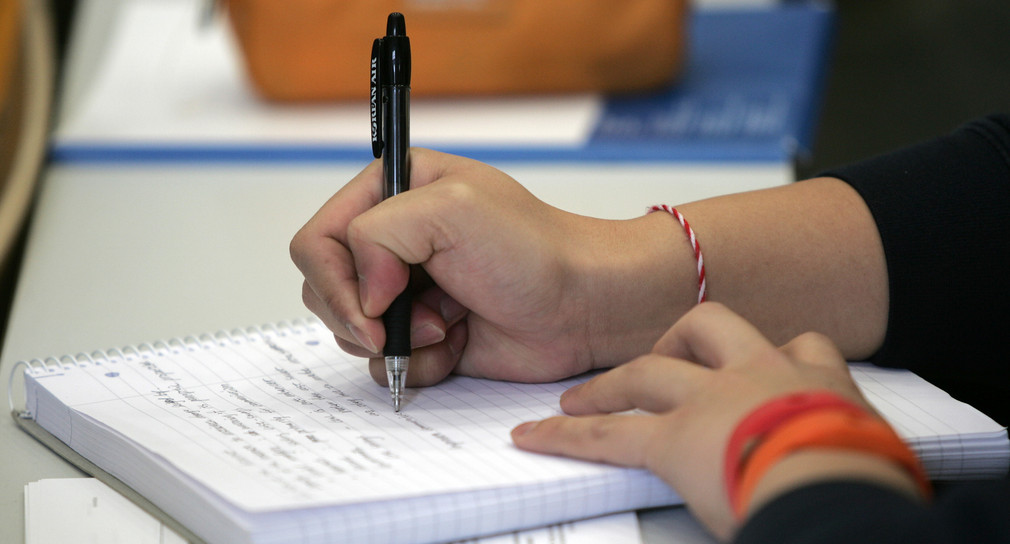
top-left (370, 38), bottom-right (384, 159)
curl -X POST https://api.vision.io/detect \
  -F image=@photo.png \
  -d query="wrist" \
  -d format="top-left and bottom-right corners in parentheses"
top-left (567, 212), bottom-right (699, 367)
top-left (744, 449), bottom-right (930, 518)
top-left (725, 391), bottom-right (932, 524)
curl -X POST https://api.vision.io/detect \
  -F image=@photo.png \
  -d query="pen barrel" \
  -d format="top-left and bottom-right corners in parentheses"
top-left (383, 289), bottom-right (412, 357)
top-left (381, 85), bottom-right (410, 198)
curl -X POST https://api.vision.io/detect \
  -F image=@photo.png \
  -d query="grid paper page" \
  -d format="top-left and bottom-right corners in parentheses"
top-left (23, 320), bottom-right (661, 514)
top-left (851, 363), bottom-right (1009, 478)
top-left (21, 323), bottom-right (1007, 543)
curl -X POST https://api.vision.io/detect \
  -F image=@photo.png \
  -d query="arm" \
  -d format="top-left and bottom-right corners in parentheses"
top-left (291, 115), bottom-right (1010, 395)
top-left (675, 177), bottom-right (887, 359)
top-left (823, 114), bottom-right (1010, 423)
top-left (289, 150), bottom-right (698, 385)
top-left (510, 117), bottom-right (1010, 539)
top-left (290, 152), bottom-right (888, 385)
top-left (737, 478), bottom-right (1010, 544)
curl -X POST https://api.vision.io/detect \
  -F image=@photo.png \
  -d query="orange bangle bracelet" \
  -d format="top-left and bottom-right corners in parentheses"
top-left (733, 408), bottom-right (932, 518)
top-left (724, 391), bottom-right (867, 511)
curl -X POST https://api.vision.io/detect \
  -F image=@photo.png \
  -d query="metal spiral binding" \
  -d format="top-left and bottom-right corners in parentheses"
top-left (8, 317), bottom-right (325, 417)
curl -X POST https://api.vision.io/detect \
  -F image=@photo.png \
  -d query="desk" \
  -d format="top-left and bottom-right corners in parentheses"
top-left (0, 1), bottom-right (799, 542)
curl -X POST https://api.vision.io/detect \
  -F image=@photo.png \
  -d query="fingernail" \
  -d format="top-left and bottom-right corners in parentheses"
top-left (446, 322), bottom-right (467, 357)
top-left (440, 296), bottom-right (467, 324)
top-left (412, 322), bottom-right (446, 347)
top-left (512, 421), bottom-right (540, 437)
top-left (347, 322), bottom-right (378, 353)
top-left (560, 383), bottom-right (584, 400)
top-left (357, 274), bottom-right (370, 313)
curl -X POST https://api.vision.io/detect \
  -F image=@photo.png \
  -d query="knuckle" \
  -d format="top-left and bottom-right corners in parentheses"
top-left (288, 229), bottom-right (309, 265)
top-left (435, 179), bottom-right (481, 209)
top-left (691, 301), bottom-right (729, 319)
top-left (619, 356), bottom-right (657, 381)
top-left (344, 216), bottom-right (367, 247)
top-left (300, 282), bottom-right (318, 309)
top-left (794, 330), bottom-right (833, 346)
top-left (586, 417), bottom-right (621, 443)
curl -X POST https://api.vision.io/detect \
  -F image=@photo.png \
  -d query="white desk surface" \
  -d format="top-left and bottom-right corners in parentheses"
top-left (0, 1), bottom-right (792, 542)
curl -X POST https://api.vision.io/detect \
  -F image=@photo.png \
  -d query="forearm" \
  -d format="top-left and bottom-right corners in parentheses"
top-left (673, 178), bottom-right (888, 360)
top-left (576, 177), bottom-right (887, 366)
top-left (571, 211), bottom-right (700, 368)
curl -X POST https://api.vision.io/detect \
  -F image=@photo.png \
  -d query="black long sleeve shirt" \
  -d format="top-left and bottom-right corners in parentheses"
top-left (735, 114), bottom-right (1010, 544)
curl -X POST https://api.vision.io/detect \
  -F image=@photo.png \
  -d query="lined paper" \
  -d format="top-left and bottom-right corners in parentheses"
top-left (20, 321), bottom-right (1007, 543)
top-left (29, 322), bottom-right (626, 511)
top-left (23, 320), bottom-right (676, 543)
top-left (851, 363), bottom-right (1010, 478)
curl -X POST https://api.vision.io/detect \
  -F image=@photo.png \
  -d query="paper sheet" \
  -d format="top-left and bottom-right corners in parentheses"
top-left (24, 478), bottom-right (643, 544)
top-left (21, 321), bottom-right (1007, 543)
top-left (24, 320), bottom-right (677, 528)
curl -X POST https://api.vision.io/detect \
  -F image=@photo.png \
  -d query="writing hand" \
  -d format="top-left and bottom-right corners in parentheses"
top-left (291, 149), bottom-right (689, 387)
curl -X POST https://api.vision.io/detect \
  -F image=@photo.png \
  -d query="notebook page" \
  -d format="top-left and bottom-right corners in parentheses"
top-left (851, 363), bottom-right (1010, 477)
top-left (21, 322), bottom-right (1008, 543)
top-left (25, 478), bottom-right (641, 544)
top-left (23, 320), bottom-right (661, 515)
top-left (466, 511), bottom-right (642, 544)
top-left (853, 363), bottom-right (1003, 436)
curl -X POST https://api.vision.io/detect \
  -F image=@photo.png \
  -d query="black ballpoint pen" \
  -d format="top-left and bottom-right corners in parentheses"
top-left (371, 13), bottom-right (411, 411)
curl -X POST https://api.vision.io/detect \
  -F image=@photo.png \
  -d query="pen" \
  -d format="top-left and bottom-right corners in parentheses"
top-left (371, 12), bottom-right (411, 411)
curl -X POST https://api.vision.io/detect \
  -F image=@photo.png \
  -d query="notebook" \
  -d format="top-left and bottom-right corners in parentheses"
top-left (23, 478), bottom-right (641, 544)
top-left (11, 318), bottom-right (1009, 544)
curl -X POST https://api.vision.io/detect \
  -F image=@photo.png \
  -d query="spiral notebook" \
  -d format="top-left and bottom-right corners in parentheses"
top-left (10, 318), bottom-right (1009, 544)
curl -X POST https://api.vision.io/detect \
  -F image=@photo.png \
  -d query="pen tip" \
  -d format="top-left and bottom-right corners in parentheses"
top-left (387, 12), bottom-right (406, 36)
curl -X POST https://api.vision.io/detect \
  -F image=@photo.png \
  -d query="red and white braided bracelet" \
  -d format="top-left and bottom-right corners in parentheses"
top-left (648, 205), bottom-right (707, 304)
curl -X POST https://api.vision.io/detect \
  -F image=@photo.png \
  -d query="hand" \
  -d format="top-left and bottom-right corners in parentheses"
top-left (511, 302), bottom-right (875, 539)
top-left (290, 149), bottom-right (692, 386)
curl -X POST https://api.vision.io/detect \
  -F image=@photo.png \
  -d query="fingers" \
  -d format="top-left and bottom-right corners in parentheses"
top-left (779, 331), bottom-right (872, 411)
top-left (316, 283), bottom-right (455, 357)
top-left (342, 151), bottom-right (489, 318)
top-left (652, 302), bottom-right (778, 370)
top-left (512, 413), bottom-right (659, 468)
top-left (779, 331), bottom-right (846, 369)
top-left (559, 355), bottom-right (711, 416)
top-left (290, 149), bottom-right (468, 352)
top-left (291, 160), bottom-right (386, 350)
top-left (345, 193), bottom-right (442, 318)
top-left (368, 319), bottom-right (468, 386)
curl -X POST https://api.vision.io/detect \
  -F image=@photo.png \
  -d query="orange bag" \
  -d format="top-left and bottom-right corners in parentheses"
top-left (225, 0), bottom-right (689, 101)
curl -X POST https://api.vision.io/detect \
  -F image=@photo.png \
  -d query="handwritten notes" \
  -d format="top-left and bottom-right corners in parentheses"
top-left (23, 320), bottom-right (1006, 543)
top-left (25, 321), bottom-right (675, 522)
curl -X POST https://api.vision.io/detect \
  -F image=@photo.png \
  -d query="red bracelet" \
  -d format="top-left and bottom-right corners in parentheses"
top-left (648, 205), bottom-right (706, 304)
top-left (724, 391), bottom-right (864, 514)
top-left (724, 391), bottom-right (932, 519)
